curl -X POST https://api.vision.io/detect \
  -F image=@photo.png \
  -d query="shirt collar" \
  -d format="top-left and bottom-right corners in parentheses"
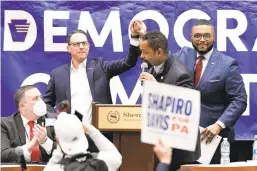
top-left (197, 48), bottom-right (213, 60)
top-left (20, 114), bottom-right (36, 127)
top-left (154, 62), bottom-right (165, 74)
top-left (70, 58), bottom-right (87, 71)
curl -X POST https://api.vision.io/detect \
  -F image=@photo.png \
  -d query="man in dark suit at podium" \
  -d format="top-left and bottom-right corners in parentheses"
top-left (139, 31), bottom-right (201, 171)
top-left (1, 85), bottom-right (56, 163)
top-left (43, 20), bottom-right (145, 152)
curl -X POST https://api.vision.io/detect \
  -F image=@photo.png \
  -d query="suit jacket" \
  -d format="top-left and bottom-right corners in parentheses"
top-left (156, 163), bottom-right (169, 171)
top-left (43, 45), bottom-right (140, 114)
top-left (173, 47), bottom-right (247, 142)
top-left (1, 112), bottom-right (56, 163)
top-left (151, 55), bottom-right (201, 164)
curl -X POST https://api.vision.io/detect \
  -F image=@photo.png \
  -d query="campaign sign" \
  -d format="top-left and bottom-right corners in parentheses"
top-left (141, 81), bottom-right (200, 151)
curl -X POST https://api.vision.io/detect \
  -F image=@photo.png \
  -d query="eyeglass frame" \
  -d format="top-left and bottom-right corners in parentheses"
top-left (193, 33), bottom-right (213, 40)
top-left (68, 41), bottom-right (90, 48)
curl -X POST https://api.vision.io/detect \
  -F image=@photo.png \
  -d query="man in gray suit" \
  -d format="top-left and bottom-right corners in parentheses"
top-left (1, 85), bottom-right (56, 163)
top-left (139, 31), bottom-right (200, 171)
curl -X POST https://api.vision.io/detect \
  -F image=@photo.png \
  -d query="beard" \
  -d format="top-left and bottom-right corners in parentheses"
top-left (192, 41), bottom-right (214, 55)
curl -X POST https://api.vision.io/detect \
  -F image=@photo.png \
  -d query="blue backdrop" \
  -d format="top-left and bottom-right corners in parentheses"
top-left (1, 1), bottom-right (257, 140)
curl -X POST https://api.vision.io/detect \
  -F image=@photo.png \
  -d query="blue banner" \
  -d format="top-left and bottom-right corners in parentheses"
top-left (1, 1), bottom-right (257, 140)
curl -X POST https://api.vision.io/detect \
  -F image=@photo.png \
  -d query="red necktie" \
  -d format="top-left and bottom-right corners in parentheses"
top-left (28, 121), bottom-right (40, 162)
top-left (194, 56), bottom-right (204, 88)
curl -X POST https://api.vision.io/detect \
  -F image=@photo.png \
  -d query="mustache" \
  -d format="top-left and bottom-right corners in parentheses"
top-left (192, 41), bottom-right (214, 55)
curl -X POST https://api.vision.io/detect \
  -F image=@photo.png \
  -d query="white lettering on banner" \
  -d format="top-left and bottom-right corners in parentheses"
top-left (4, 10), bottom-right (37, 51)
top-left (21, 73), bottom-right (256, 117)
top-left (130, 10), bottom-right (169, 38)
top-left (21, 73), bottom-right (50, 86)
top-left (174, 9), bottom-right (210, 48)
top-left (253, 38), bottom-right (257, 51)
top-left (110, 76), bottom-right (142, 104)
top-left (78, 11), bottom-right (123, 52)
top-left (3, 10), bottom-right (257, 52)
top-left (241, 74), bottom-right (257, 116)
top-left (217, 10), bottom-right (248, 52)
top-left (44, 11), bottom-right (70, 52)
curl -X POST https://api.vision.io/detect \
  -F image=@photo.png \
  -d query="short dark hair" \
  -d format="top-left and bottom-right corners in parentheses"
top-left (14, 85), bottom-right (36, 109)
top-left (67, 29), bottom-right (87, 44)
top-left (193, 19), bottom-right (213, 27)
top-left (141, 31), bottom-right (168, 55)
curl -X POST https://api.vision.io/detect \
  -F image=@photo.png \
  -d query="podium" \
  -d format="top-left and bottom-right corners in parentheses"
top-left (1, 164), bottom-right (45, 171)
top-left (92, 104), bottom-right (154, 171)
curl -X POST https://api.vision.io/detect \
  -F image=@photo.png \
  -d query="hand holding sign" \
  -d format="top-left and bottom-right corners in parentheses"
top-left (154, 138), bottom-right (172, 164)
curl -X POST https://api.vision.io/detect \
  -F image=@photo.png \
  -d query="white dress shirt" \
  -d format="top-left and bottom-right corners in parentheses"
top-left (70, 59), bottom-right (93, 123)
top-left (20, 115), bottom-right (53, 161)
top-left (195, 49), bottom-right (226, 129)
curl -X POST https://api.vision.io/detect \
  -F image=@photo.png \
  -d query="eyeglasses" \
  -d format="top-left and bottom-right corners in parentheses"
top-left (193, 33), bottom-right (212, 40)
top-left (68, 41), bottom-right (90, 48)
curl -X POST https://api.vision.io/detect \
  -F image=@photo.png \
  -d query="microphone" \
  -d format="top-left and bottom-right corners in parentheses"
top-left (141, 62), bottom-right (148, 86)
top-left (15, 147), bottom-right (27, 171)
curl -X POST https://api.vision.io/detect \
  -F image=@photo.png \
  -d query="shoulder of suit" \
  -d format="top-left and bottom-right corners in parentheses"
top-left (90, 57), bottom-right (107, 68)
top-left (51, 63), bottom-right (69, 73)
top-left (169, 57), bottom-right (191, 75)
top-left (181, 46), bottom-right (195, 53)
top-left (213, 49), bottom-right (237, 65)
top-left (52, 58), bottom-right (105, 73)
top-left (1, 112), bottom-right (19, 124)
top-left (175, 58), bottom-right (191, 73)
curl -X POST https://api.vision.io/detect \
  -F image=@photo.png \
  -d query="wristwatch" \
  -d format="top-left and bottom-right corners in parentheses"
top-left (131, 34), bottom-right (140, 38)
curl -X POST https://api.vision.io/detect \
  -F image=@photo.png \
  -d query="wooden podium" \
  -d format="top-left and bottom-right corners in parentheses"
top-left (92, 103), bottom-right (154, 171)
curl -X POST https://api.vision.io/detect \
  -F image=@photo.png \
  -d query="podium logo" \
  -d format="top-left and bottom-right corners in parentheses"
top-left (107, 111), bottom-right (120, 124)
top-left (4, 10), bottom-right (37, 51)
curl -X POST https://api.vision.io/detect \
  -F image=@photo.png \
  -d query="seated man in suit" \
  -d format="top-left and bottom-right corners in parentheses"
top-left (173, 19), bottom-right (247, 164)
top-left (1, 85), bottom-right (56, 163)
top-left (139, 31), bottom-right (200, 171)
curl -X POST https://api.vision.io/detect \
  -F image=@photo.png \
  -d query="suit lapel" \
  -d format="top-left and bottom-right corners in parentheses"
top-left (86, 59), bottom-right (95, 98)
top-left (64, 64), bottom-right (71, 102)
top-left (156, 55), bottom-right (175, 83)
top-left (197, 49), bottom-right (219, 89)
top-left (14, 113), bottom-right (26, 145)
top-left (188, 49), bottom-right (197, 75)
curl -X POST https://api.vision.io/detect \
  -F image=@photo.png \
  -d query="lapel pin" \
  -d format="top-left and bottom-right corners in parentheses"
top-left (212, 63), bottom-right (214, 65)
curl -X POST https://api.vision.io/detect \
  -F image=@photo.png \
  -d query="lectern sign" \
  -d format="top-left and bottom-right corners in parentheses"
top-left (141, 81), bottom-right (200, 151)
top-left (94, 105), bottom-right (142, 131)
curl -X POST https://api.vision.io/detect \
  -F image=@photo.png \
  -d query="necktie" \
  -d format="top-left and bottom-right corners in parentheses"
top-left (28, 121), bottom-right (40, 162)
top-left (194, 56), bottom-right (204, 88)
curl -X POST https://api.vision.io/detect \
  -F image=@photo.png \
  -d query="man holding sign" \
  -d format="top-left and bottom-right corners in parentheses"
top-left (139, 31), bottom-right (201, 171)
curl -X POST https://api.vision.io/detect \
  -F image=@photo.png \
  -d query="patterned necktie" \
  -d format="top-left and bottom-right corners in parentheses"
top-left (194, 56), bottom-right (204, 88)
top-left (28, 121), bottom-right (40, 162)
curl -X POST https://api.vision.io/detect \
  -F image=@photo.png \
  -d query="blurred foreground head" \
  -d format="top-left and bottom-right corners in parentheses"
top-left (54, 112), bottom-right (88, 155)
